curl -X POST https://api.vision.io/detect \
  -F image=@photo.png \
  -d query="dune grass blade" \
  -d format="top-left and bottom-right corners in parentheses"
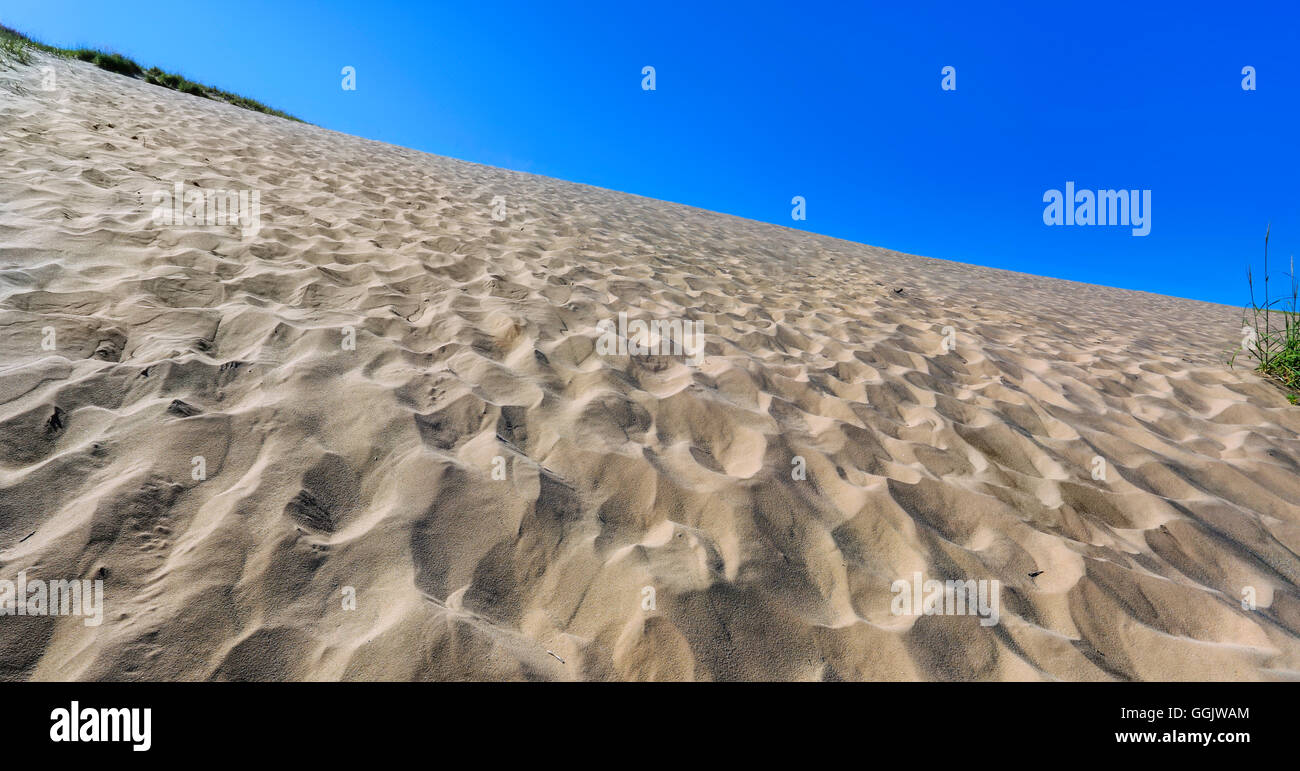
top-left (1231, 225), bottom-right (1300, 401)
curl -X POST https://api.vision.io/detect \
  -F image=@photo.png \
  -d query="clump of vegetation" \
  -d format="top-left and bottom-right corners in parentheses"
top-left (144, 67), bottom-right (203, 96)
top-left (1, 32), bottom-right (30, 65)
top-left (0, 23), bottom-right (302, 122)
top-left (74, 48), bottom-right (143, 77)
top-left (1231, 225), bottom-right (1300, 401)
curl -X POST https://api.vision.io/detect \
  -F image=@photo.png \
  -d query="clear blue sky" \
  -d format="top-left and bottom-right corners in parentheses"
top-left (5, 0), bottom-right (1297, 306)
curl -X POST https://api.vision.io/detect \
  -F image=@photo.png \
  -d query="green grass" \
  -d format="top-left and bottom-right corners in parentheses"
top-left (1, 34), bottom-right (31, 65)
top-left (1, 23), bottom-right (303, 122)
top-left (1230, 224), bottom-right (1300, 401)
top-left (75, 48), bottom-right (142, 77)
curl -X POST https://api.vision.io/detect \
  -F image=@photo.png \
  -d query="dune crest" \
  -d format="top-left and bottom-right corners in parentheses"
top-left (1, 53), bottom-right (1298, 681)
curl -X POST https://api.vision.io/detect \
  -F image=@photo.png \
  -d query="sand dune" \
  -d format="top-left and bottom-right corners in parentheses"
top-left (1, 52), bottom-right (1298, 681)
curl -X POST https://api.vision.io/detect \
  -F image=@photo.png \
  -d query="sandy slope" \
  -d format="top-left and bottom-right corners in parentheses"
top-left (1, 52), bottom-right (1298, 681)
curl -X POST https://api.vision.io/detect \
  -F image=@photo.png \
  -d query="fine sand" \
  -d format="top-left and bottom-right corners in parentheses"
top-left (2, 52), bottom-right (1299, 681)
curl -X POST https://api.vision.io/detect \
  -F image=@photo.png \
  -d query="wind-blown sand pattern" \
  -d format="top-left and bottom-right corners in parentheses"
top-left (2, 54), bottom-right (1299, 681)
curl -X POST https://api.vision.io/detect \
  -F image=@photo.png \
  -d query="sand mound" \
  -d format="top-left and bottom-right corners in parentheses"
top-left (1, 52), bottom-right (1298, 681)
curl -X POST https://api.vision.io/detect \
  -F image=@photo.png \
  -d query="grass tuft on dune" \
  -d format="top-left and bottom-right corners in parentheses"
top-left (0, 33), bottom-right (30, 65)
top-left (1233, 225), bottom-right (1300, 403)
top-left (0, 22), bottom-right (302, 122)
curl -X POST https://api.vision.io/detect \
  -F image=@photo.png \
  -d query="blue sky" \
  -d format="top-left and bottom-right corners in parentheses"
top-left (4, 0), bottom-right (1297, 306)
